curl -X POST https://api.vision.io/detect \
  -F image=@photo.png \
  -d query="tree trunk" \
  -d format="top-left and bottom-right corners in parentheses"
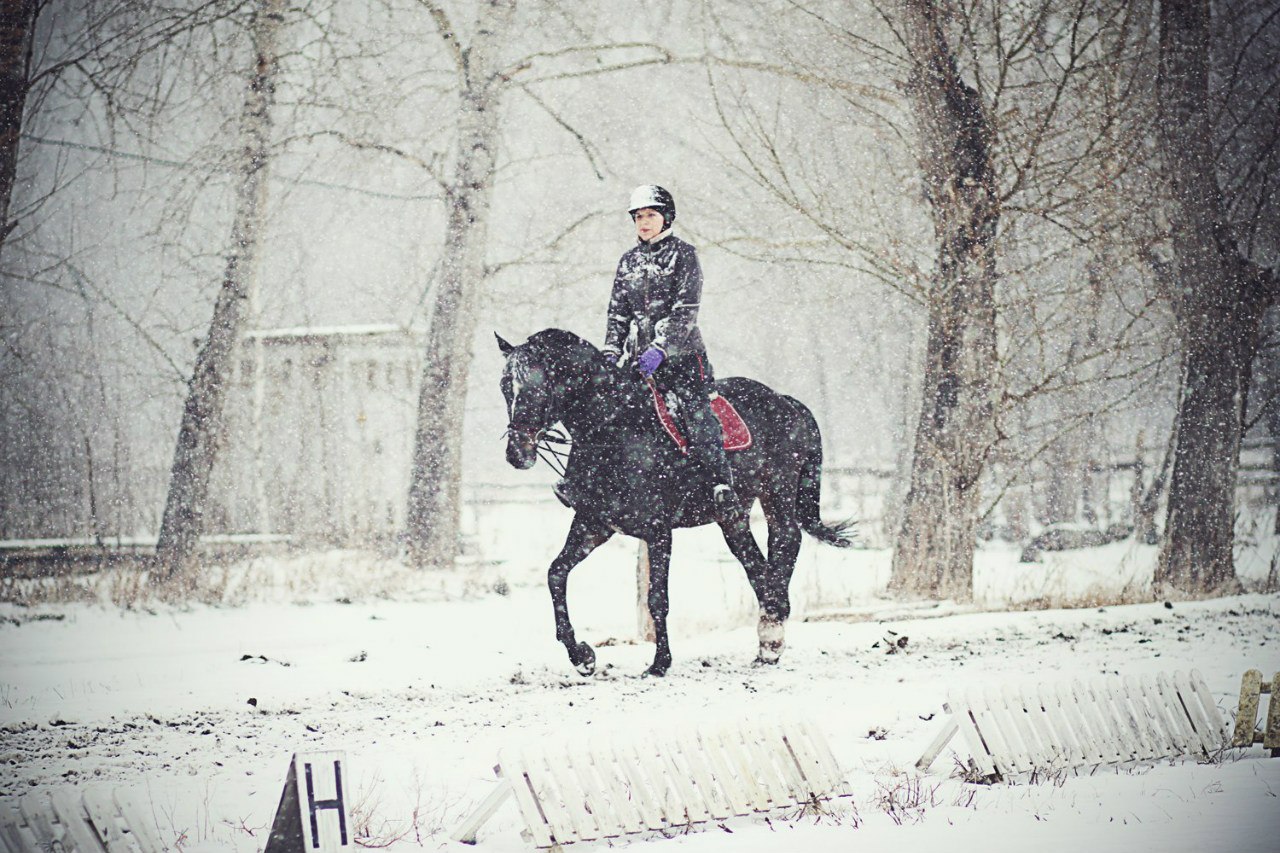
top-left (0, 0), bottom-right (36, 250)
top-left (889, 0), bottom-right (1000, 600)
top-left (405, 0), bottom-right (515, 569)
top-left (1269, 342), bottom-right (1280, 537)
top-left (155, 0), bottom-right (284, 585)
top-left (1153, 0), bottom-right (1273, 594)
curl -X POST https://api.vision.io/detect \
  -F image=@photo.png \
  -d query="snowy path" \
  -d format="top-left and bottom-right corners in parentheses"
top-left (2, 584), bottom-right (1278, 853)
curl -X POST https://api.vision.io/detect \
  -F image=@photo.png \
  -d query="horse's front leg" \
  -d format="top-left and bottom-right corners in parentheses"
top-left (643, 528), bottom-right (674, 677)
top-left (548, 513), bottom-right (614, 676)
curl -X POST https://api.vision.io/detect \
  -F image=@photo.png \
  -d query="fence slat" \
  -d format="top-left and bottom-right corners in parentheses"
top-left (674, 729), bottom-right (730, 821)
top-left (1120, 675), bottom-right (1159, 760)
top-left (768, 722), bottom-right (819, 794)
top-left (496, 749), bottom-right (558, 849)
top-left (1017, 685), bottom-right (1062, 768)
top-left (1173, 670), bottom-right (1219, 756)
top-left (797, 719), bottom-right (850, 797)
top-left (739, 722), bottom-right (791, 807)
top-left (80, 790), bottom-right (126, 853)
top-left (695, 728), bottom-right (753, 817)
top-left (109, 790), bottom-right (161, 853)
top-left (594, 738), bottom-right (645, 835)
top-left (17, 796), bottom-right (58, 853)
top-left (962, 691), bottom-right (1004, 775)
top-left (527, 745), bottom-right (592, 844)
top-left (633, 738), bottom-right (682, 826)
top-left (563, 745), bottom-right (614, 840)
top-left (975, 687), bottom-right (1023, 774)
top-left (950, 694), bottom-right (998, 777)
top-left (1232, 669), bottom-right (1264, 747)
top-left (1080, 676), bottom-right (1121, 763)
top-left (1128, 675), bottom-right (1167, 760)
top-left (1055, 682), bottom-right (1101, 765)
top-left (656, 735), bottom-right (708, 825)
top-left (1097, 677), bottom-right (1141, 762)
top-left (713, 727), bottom-right (770, 812)
top-left (1003, 685), bottom-right (1050, 767)
top-left (609, 741), bottom-right (663, 831)
top-left (1189, 670), bottom-right (1226, 743)
top-left (48, 791), bottom-right (103, 853)
top-left (1035, 684), bottom-right (1082, 766)
top-left (1155, 673), bottom-right (1197, 753)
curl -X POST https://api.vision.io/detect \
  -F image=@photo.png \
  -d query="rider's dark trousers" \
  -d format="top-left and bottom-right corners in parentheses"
top-left (657, 354), bottom-right (733, 489)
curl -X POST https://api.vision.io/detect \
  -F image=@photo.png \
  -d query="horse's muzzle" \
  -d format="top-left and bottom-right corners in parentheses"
top-left (506, 434), bottom-right (538, 469)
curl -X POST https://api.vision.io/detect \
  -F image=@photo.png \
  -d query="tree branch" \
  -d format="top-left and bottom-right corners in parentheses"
top-left (416, 0), bottom-right (465, 75)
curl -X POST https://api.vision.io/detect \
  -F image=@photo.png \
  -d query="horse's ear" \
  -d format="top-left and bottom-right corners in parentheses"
top-left (495, 332), bottom-right (515, 356)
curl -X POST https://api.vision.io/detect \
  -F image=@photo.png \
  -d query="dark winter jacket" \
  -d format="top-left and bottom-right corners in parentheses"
top-left (603, 232), bottom-right (708, 363)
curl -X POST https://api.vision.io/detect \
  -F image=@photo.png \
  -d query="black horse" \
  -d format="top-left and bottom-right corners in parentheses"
top-left (498, 329), bottom-right (853, 676)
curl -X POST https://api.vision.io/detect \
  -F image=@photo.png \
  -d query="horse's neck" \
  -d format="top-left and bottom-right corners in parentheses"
top-left (559, 369), bottom-right (633, 439)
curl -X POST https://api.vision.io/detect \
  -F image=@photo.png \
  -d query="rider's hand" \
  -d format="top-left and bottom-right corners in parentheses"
top-left (637, 347), bottom-right (665, 376)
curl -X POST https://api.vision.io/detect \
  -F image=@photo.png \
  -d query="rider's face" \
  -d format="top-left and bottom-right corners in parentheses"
top-left (633, 208), bottom-right (664, 242)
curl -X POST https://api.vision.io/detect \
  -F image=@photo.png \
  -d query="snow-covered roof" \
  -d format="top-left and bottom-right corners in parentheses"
top-left (243, 324), bottom-right (420, 342)
top-left (0, 533), bottom-right (293, 550)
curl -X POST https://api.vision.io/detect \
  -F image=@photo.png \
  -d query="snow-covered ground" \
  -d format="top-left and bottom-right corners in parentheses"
top-left (2, 512), bottom-right (1278, 853)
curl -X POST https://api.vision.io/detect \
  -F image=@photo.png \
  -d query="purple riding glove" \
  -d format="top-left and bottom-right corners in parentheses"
top-left (637, 346), bottom-right (665, 376)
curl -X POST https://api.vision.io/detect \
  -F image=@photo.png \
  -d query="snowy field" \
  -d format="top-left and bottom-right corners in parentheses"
top-left (2, 507), bottom-right (1279, 853)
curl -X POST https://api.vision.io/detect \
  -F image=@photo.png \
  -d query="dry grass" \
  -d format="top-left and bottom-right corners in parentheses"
top-left (873, 771), bottom-right (943, 825)
top-left (0, 548), bottom-right (492, 609)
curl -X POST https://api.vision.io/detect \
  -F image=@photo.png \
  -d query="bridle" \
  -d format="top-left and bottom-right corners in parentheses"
top-left (504, 421), bottom-right (573, 476)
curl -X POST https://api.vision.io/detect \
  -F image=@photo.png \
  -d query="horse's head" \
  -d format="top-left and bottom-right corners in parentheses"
top-left (497, 329), bottom-right (600, 470)
top-left (497, 334), bottom-right (549, 469)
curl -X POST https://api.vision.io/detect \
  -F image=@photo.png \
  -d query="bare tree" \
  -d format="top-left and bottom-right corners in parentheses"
top-left (404, 0), bottom-right (682, 569)
top-left (404, 0), bottom-right (517, 570)
top-left (0, 0), bottom-right (37, 247)
top-left (886, 0), bottom-right (999, 599)
top-left (1153, 0), bottom-right (1279, 593)
top-left (705, 0), bottom-right (1178, 595)
top-left (155, 0), bottom-right (286, 583)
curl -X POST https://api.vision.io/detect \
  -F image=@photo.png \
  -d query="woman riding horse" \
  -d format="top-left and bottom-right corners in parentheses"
top-left (499, 329), bottom-right (855, 676)
top-left (554, 185), bottom-right (737, 519)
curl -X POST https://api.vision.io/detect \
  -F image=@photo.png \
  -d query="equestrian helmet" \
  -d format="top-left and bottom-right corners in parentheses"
top-left (628, 185), bottom-right (676, 229)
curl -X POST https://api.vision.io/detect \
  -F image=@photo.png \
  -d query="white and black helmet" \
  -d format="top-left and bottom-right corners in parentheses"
top-left (628, 184), bottom-right (676, 228)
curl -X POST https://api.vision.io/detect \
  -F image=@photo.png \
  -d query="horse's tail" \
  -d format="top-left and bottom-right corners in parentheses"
top-left (789, 398), bottom-right (856, 548)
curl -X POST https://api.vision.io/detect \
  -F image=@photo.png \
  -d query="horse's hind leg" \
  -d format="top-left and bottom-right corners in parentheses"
top-left (549, 513), bottom-right (614, 676)
top-left (756, 490), bottom-right (802, 664)
top-left (716, 513), bottom-right (776, 663)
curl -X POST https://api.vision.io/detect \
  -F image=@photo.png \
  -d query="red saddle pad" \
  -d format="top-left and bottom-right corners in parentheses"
top-left (647, 384), bottom-right (753, 452)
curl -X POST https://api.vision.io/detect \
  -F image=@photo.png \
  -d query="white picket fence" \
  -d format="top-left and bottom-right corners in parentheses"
top-left (916, 670), bottom-right (1227, 778)
top-left (0, 788), bottom-right (163, 853)
top-left (455, 717), bottom-right (851, 849)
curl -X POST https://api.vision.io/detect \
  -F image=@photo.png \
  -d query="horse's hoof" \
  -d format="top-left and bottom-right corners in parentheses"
top-left (644, 654), bottom-right (671, 677)
top-left (572, 642), bottom-right (596, 676)
top-left (757, 614), bottom-right (785, 664)
top-left (752, 654), bottom-right (780, 667)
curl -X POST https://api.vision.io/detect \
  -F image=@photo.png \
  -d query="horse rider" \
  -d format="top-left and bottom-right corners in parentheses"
top-left (554, 184), bottom-right (738, 518)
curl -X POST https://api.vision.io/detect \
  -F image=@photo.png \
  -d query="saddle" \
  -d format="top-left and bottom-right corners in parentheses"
top-left (645, 381), bottom-right (752, 452)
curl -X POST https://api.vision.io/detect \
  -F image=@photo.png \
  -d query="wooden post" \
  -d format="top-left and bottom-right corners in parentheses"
top-left (636, 541), bottom-right (655, 642)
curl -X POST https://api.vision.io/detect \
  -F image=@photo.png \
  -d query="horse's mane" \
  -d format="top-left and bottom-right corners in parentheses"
top-left (525, 328), bottom-right (648, 418)
top-left (526, 328), bottom-right (598, 356)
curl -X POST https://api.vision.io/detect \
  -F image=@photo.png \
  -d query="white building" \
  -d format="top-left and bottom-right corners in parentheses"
top-left (208, 325), bottom-right (424, 545)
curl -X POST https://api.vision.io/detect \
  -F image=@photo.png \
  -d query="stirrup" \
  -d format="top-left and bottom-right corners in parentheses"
top-left (712, 483), bottom-right (738, 518)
